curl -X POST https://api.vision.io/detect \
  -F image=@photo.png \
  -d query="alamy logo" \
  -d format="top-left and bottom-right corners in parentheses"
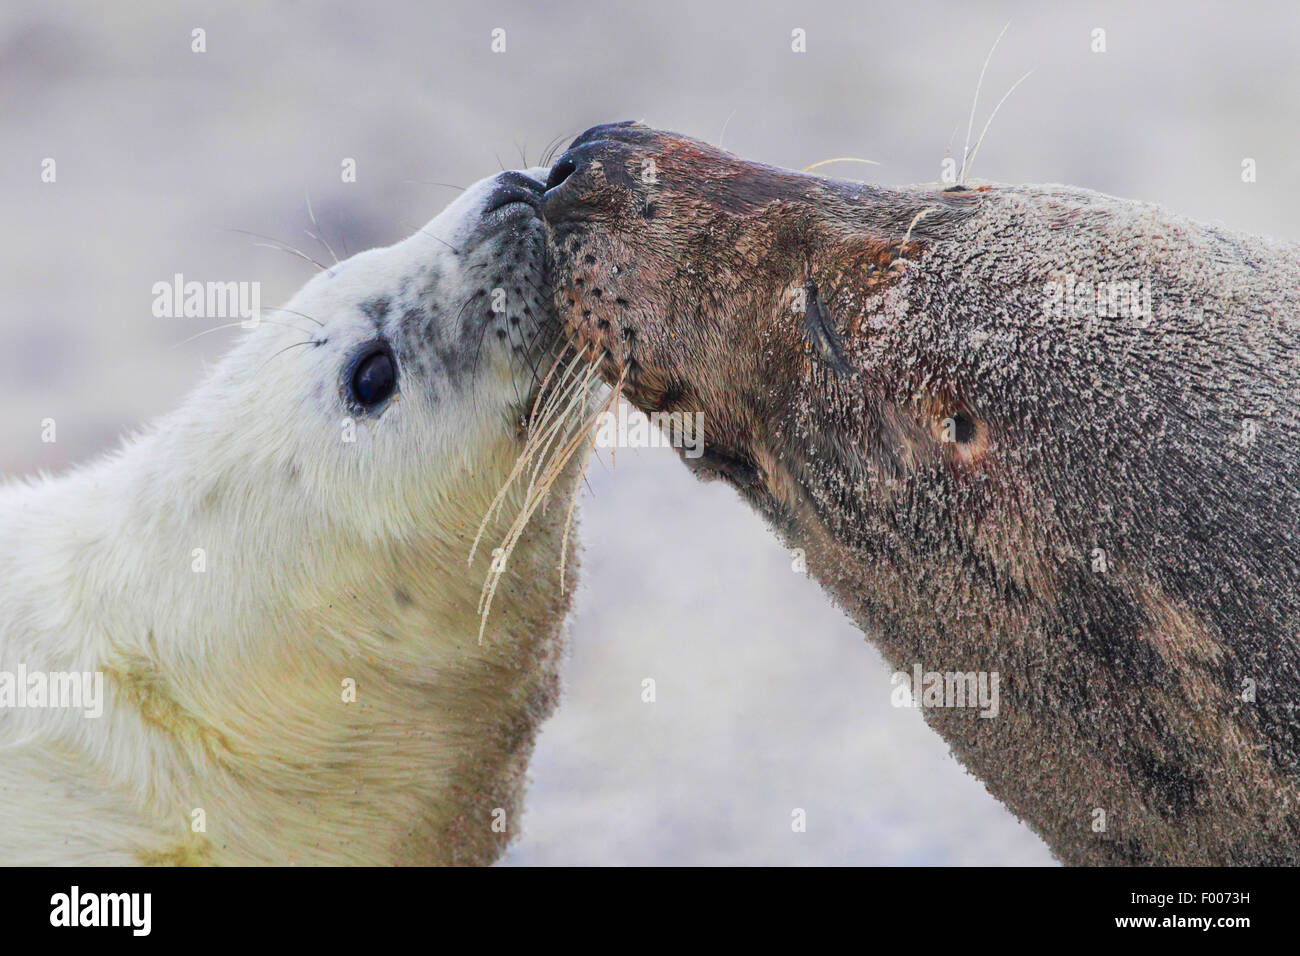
top-left (152, 273), bottom-right (261, 327)
top-left (0, 665), bottom-right (103, 718)
top-left (891, 664), bottom-right (1000, 718)
top-left (50, 886), bottom-right (151, 936)
top-left (1043, 272), bottom-right (1151, 320)
top-left (593, 404), bottom-right (705, 459)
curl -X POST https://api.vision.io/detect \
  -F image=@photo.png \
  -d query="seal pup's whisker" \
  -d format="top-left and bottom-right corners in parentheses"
top-left (254, 338), bottom-right (323, 375)
top-left (467, 349), bottom-right (589, 567)
top-left (303, 186), bottom-right (340, 267)
top-left (227, 228), bottom-right (334, 275)
top-left (558, 370), bottom-right (625, 593)
top-left (475, 358), bottom-right (607, 643)
top-left (511, 325), bottom-right (563, 401)
top-left (522, 339), bottom-right (577, 424)
top-left (263, 305), bottom-right (325, 328)
top-left (171, 318), bottom-right (316, 348)
top-left (511, 354), bottom-right (587, 487)
top-left (465, 291), bottom-right (496, 378)
top-left (523, 361), bottom-right (599, 493)
top-left (401, 221), bottom-right (462, 255)
top-left (402, 179), bottom-right (467, 192)
top-left (472, 344), bottom-right (608, 642)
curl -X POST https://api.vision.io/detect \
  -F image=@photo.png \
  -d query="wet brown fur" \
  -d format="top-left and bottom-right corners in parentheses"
top-left (543, 122), bottom-right (1300, 865)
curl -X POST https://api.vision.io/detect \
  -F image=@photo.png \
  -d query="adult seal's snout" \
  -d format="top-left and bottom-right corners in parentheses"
top-left (542, 122), bottom-right (654, 224)
top-left (565, 120), bottom-right (647, 150)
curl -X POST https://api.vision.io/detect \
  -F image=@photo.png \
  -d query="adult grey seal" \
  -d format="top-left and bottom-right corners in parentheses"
top-left (541, 121), bottom-right (1300, 865)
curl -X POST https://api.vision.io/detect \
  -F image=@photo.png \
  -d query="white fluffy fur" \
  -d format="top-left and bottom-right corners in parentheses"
top-left (0, 170), bottom-right (580, 865)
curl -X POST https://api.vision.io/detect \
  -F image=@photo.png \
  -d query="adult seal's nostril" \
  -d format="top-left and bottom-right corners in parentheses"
top-left (545, 156), bottom-right (577, 192)
top-left (545, 123), bottom-right (655, 198)
top-left (542, 136), bottom-right (646, 226)
top-left (542, 146), bottom-right (605, 224)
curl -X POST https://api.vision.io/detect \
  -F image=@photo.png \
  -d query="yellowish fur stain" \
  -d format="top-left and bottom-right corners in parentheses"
top-left (137, 834), bottom-right (215, 866)
top-left (103, 653), bottom-right (236, 762)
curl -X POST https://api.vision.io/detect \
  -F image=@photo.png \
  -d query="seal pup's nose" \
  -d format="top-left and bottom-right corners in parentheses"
top-left (482, 169), bottom-right (545, 217)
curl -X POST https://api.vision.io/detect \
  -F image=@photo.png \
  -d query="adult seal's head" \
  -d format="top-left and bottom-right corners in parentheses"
top-left (0, 167), bottom-right (587, 865)
top-left (542, 122), bottom-right (1300, 865)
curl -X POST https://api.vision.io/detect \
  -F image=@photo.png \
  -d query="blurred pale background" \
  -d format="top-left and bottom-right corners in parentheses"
top-left (3, 0), bottom-right (1296, 864)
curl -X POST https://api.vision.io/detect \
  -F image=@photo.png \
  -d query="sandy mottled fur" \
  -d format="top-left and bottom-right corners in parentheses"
top-left (544, 123), bottom-right (1300, 865)
top-left (0, 169), bottom-right (580, 865)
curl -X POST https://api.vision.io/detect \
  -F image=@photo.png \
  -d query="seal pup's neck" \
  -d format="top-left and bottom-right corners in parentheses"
top-left (0, 392), bottom-right (579, 864)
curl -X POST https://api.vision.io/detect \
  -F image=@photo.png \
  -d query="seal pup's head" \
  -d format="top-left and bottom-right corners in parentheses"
top-left (539, 122), bottom-right (1300, 865)
top-left (172, 167), bottom-right (564, 541)
top-left (1, 167), bottom-right (597, 866)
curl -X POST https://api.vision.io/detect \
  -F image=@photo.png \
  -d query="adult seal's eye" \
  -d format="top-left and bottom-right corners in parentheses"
top-left (350, 348), bottom-right (397, 408)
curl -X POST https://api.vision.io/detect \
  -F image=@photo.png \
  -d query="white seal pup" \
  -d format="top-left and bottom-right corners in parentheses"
top-left (0, 167), bottom-right (585, 865)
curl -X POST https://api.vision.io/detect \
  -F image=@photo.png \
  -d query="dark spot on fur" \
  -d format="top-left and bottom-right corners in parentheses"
top-left (1127, 746), bottom-right (1201, 820)
top-left (687, 444), bottom-right (761, 492)
top-left (660, 378), bottom-right (688, 407)
top-left (952, 411), bottom-right (976, 444)
top-left (360, 296), bottom-right (391, 324)
top-left (394, 587), bottom-right (413, 608)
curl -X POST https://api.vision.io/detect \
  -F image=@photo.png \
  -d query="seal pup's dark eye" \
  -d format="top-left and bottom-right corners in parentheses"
top-left (349, 347), bottom-right (397, 408)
